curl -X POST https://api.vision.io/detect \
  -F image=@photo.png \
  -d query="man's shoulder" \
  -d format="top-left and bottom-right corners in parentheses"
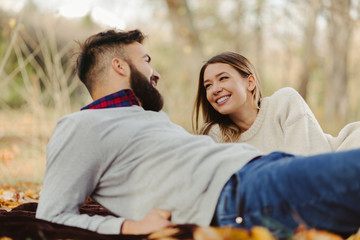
top-left (54, 106), bottom-right (170, 132)
top-left (61, 105), bottom-right (143, 120)
top-left (49, 107), bottom-right (147, 148)
top-left (53, 108), bottom-right (124, 132)
top-left (55, 109), bottom-right (96, 126)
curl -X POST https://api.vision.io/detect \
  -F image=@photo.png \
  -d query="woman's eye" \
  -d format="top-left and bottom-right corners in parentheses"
top-left (204, 84), bottom-right (211, 89)
top-left (219, 76), bottom-right (228, 81)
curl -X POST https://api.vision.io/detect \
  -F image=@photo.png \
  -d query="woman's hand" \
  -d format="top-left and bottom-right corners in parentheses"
top-left (121, 209), bottom-right (172, 235)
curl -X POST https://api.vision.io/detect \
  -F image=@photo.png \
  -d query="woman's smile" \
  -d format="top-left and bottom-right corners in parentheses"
top-left (216, 95), bottom-right (231, 105)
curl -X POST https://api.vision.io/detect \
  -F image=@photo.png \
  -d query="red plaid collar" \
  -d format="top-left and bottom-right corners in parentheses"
top-left (81, 89), bottom-right (140, 110)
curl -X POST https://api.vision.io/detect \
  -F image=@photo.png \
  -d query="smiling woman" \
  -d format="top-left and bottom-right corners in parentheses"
top-left (193, 51), bottom-right (360, 155)
top-left (203, 62), bottom-right (258, 130)
top-left (193, 52), bottom-right (262, 142)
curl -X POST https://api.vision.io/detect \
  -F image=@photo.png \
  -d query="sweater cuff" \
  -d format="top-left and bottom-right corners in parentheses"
top-left (97, 217), bottom-right (125, 235)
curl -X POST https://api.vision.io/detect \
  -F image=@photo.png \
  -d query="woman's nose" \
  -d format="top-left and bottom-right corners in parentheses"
top-left (213, 84), bottom-right (222, 94)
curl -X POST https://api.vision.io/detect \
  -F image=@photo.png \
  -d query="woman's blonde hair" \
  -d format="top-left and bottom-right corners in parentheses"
top-left (192, 52), bottom-right (262, 142)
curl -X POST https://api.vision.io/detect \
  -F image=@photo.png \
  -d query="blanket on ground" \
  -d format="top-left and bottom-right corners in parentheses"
top-left (0, 201), bottom-right (195, 240)
top-left (0, 202), bottom-right (350, 240)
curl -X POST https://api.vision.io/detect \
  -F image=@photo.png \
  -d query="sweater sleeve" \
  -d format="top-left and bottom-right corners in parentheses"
top-left (326, 121), bottom-right (360, 151)
top-left (36, 117), bottom-right (125, 235)
top-left (277, 88), bottom-right (332, 155)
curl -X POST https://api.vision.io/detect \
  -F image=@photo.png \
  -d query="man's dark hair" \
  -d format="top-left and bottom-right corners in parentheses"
top-left (76, 29), bottom-right (145, 95)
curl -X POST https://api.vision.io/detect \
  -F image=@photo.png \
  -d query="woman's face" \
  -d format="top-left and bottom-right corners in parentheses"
top-left (203, 63), bottom-right (255, 116)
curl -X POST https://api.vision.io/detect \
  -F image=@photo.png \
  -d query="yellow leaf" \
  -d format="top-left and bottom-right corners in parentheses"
top-left (194, 227), bottom-right (223, 240)
top-left (347, 228), bottom-right (360, 240)
top-left (294, 228), bottom-right (343, 240)
top-left (148, 227), bottom-right (180, 239)
top-left (0, 237), bottom-right (14, 240)
top-left (24, 189), bottom-right (35, 198)
top-left (251, 226), bottom-right (276, 240)
top-left (195, 226), bottom-right (253, 240)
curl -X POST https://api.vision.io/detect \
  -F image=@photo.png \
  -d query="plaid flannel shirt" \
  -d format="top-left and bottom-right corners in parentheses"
top-left (81, 89), bottom-right (140, 110)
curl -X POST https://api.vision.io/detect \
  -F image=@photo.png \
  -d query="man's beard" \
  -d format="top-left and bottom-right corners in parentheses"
top-left (129, 64), bottom-right (164, 112)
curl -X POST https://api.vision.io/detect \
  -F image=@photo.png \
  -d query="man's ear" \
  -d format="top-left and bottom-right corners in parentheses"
top-left (111, 58), bottom-right (129, 76)
top-left (247, 75), bottom-right (256, 91)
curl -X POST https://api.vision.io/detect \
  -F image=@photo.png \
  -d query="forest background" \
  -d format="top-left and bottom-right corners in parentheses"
top-left (0, 0), bottom-right (360, 189)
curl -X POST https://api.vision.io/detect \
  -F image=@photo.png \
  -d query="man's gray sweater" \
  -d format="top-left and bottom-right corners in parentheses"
top-left (36, 106), bottom-right (261, 234)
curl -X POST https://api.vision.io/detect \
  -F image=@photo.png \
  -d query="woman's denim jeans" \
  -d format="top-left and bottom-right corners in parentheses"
top-left (214, 150), bottom-right (360, 238)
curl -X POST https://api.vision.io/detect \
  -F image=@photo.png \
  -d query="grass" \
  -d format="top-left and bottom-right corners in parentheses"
top-left (0, 109), bottom-right (50, 186)
top-left (0, 17), bottom-right (88, 188)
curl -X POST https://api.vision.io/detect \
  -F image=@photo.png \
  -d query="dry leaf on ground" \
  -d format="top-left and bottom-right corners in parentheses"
top-left (0, 182), bottom-right (40, 211)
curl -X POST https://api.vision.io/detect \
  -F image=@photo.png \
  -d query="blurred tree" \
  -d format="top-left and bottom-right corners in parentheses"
top-left (324, 0), bottom-right (353, 128)
top-left (232, 0), bottom-right (246, 53)
top-left (191, 0), bottom-right (243, 55)
top-left (165, 0), bottom-right (203, 80)
top-left (298, 0), bottom-right (322, 100)
top-left (254, 0), bottom-right (265, 74)
top-left (164, 0), bottom-right (204, 130)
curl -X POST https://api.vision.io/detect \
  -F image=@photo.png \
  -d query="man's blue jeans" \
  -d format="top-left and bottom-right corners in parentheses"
top-left (214, 150), bottom-right (360, 238)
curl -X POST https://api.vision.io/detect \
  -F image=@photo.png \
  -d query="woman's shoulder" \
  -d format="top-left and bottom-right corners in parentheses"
top-left (272, 87), bottom-right (301, 98)
top-left (207, 123), bottom-right (221, 135)
top-left (206, 124), bottom-right (223, 142)
top-left (260, 87), bottom-right (312, 123)
top-left (266, 87), bottom-right (305, 107)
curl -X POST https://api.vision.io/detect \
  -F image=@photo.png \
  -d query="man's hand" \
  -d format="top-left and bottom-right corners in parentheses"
top-left (121, 209), bottom-right (172, 235)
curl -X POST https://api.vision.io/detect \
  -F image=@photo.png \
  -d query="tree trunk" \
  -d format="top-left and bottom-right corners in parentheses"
top-left (165, 0), bottom-right (203, 62)
top-left (325, 0), bottom-right (352, 129)
top-left (254, 0), bottom-right (265, 80)
top-left (233, 1), bottom-right (245, 53)
top-left (298, 0), bottom-right (321, 100)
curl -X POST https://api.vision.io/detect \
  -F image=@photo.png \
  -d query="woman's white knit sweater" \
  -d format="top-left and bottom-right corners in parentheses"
top-left (208, 87), bottom-right (360, 155)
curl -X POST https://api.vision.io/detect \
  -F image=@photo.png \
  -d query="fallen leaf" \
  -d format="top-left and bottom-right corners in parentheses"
top-left (251, 226), bottom-right (276, 240)
top-left (148, 227), bottom-right (181, 239)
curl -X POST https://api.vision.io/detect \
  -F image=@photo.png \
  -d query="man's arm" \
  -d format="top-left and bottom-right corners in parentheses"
top-left (36, 117), bottom-right (124, 234)
top-left (36, 117), bottom-right (172, 235)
